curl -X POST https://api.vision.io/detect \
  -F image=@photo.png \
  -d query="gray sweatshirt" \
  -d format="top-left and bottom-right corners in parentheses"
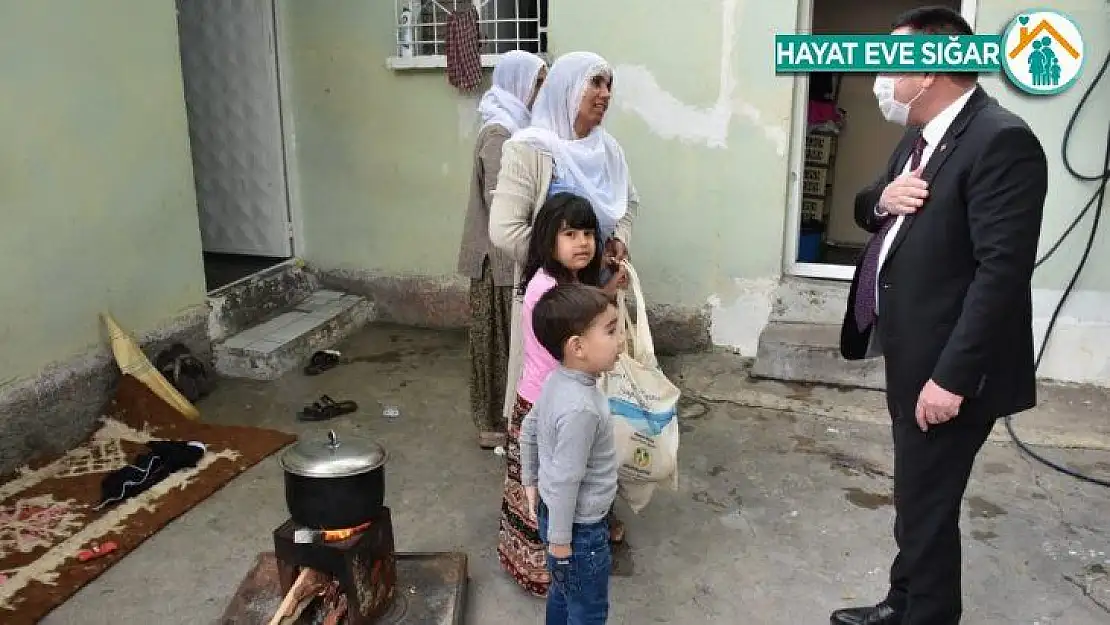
top-left (520, 366), bottom-right (618, 546)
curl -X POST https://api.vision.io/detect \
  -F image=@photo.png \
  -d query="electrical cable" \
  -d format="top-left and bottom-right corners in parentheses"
top-left (1005, 48), bottom-right (1110, 488)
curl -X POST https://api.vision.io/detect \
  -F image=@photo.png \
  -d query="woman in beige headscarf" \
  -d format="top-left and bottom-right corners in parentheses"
top-left (457, 50), bottom-right (547, 451)
top-left (489, 50), bottom-right (638, 597)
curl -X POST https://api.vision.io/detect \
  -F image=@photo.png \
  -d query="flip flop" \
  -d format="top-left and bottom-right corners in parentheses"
top-left (297, 395), bottom-right (358, 422)
top-left (304, 350), bottom-right (342, 376)
top-left (77, 541), bottom-right (119, 562)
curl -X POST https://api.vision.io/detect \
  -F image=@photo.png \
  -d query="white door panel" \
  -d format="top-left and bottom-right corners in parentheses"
top-left (177, 0), bottom-right (291, 257)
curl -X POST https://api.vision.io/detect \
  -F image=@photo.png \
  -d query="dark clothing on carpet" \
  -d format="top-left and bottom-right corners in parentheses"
top-left (97, 440), bottom-right (206, 509)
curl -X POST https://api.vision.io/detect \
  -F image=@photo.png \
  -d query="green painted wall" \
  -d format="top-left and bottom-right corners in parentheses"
top-left (976, 1), bottom-right (1110, 291)
top-left (283, 0), bottom-right (797, 308)
top-left (281, 0), bottom-right (483, 278)
top-left (1, 0), bottom-right (1096, 388)
top-left (0, 0), bottom-right (206, 386)
top-left (548, 0), bottom-right (797, 306)
top-left (282, 0), bottom-right (1110, 309)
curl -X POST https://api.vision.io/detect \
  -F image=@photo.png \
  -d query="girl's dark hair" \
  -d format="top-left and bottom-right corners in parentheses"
top-left (518, 192), bottom-right (601, 294)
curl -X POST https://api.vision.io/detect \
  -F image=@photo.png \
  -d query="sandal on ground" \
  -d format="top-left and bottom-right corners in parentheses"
top-left (297, 394), bottom-right (358, 421)
top-left (478, 431), bottom-right (507, 449)
top-left (303, 350), bottom-right (341, 376)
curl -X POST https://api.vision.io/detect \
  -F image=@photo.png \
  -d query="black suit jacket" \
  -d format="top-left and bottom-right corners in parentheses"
top-left (840, 87), bottom-right (1049, 420)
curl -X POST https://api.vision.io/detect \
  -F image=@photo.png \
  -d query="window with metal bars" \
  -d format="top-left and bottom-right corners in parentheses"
top-left (391, 0), bottom-right (548, 67)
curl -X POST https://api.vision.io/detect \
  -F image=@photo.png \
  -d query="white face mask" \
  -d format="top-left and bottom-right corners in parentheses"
top-left (873, 76), bottom-right (923, 126)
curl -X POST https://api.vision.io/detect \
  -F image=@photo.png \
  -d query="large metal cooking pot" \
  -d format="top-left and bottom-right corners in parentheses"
top-left (280, 429), bottom-right (387, 530)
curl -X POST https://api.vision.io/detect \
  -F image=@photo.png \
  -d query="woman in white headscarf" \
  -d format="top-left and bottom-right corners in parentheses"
top-left (457, 50), bottom-right (547, 451)
top-left (489, 50), bottom-right (638, 597)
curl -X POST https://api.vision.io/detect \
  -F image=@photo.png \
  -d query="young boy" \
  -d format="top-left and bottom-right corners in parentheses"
top-left (519, 283), bottom-right (622, 624)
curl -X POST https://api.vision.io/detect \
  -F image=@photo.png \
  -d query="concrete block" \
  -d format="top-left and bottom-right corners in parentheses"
top-left (248, 339), bottom-right (285, 355)
top-left (265, 316), bottom-right (318, 343)
top-left (296, 291), bottom-right (342, 311)
top-left (207, 260), bottom-right (318, 343)
top-left (213, 294), bottom-right (375, 380)
top-left (219, 334), bottom-right (254, 350)
top-left (314, 268), bottom-right (472, 329)
top-left (769, 277), bottom-right (851, 325)
top-left (750, 321), bottom-right (886, 390)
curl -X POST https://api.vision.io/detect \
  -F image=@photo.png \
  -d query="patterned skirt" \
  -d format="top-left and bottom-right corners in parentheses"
top-left (467, 260), bottom-right (513, 434)
top-left (496, 394), bottom-right (551, 597)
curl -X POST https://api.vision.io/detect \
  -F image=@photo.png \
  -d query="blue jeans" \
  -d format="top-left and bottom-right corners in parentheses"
top-left (537, 501), bottom-right (612, 625)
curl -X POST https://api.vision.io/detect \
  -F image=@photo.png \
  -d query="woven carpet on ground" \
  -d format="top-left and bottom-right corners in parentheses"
top-left (0, 375), bottom-right (296, 624)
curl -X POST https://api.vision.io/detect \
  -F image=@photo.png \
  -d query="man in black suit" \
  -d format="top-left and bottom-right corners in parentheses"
top-left (833, 7), bottom-right (1048, 625)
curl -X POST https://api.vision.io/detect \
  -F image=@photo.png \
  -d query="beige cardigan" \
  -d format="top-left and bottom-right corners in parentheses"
top-left (488, 140), bottom-right (638, 420)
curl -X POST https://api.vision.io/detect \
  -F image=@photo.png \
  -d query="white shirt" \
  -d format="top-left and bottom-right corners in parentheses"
top-left (874, 87), bottom-right (976, 313)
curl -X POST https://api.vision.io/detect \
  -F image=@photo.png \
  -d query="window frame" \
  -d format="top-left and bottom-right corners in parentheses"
top-left (388, 0), bottom-right (549, 71)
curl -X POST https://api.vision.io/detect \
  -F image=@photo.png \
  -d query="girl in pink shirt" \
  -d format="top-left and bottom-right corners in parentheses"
top-left (497, 191), bottom-right (627, 597)
top-left (519, 193), bottom-right (627, 402)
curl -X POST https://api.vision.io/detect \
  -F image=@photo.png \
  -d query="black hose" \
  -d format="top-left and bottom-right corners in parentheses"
top-left (1007, 49), bottom-right (1110, 488)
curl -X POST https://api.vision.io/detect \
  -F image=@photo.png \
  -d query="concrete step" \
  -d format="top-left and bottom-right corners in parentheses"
top-left (213, 290), bottom-right (374, 380)
top-left (750, 321), bottom-right (886, 390)
top-left (769, 277), bottom-right (850, 325)
top-left (207, 259), bottom-right (319, 343)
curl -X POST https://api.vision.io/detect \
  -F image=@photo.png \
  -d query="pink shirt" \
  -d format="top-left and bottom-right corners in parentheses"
top-left (518, 269), bottom-right (560, 403)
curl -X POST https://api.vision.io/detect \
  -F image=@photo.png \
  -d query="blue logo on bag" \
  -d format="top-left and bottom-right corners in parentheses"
top-left (609, 398), bottom-right (677, 436)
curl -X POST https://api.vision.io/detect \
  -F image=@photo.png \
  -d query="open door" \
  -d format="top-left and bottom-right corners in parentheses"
top-left (177, 0), bottom-right (293, 257)
top-left (783, 0), bottom-right (978, 280)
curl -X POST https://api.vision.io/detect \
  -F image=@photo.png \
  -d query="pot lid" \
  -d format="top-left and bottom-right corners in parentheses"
top-left (280, 430), bottom-right (387, 478)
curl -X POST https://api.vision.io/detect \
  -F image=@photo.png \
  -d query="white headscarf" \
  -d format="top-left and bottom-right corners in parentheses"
top-left (510, 51), bottom-right (630, 237)
top-left (477, 50), bottom-right (546, 134)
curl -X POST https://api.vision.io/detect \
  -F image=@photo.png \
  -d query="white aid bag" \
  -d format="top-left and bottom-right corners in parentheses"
top-left (599, 261), bottom-right (681, 513)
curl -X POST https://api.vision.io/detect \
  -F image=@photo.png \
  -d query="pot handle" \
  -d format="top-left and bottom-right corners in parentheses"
top-left (327, 430), bottom-right (339, 450)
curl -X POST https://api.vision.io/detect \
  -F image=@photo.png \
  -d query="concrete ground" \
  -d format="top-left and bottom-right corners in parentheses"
top-left (40, 324), bottom-right (1110, 624)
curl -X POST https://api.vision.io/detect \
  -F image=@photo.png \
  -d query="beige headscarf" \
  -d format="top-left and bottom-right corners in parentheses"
top-left (477, 50), bottom-right (546, 133)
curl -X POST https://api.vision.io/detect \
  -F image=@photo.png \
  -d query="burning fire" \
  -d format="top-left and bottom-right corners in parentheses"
top-left (321, 520), bottom-right (372, 542)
